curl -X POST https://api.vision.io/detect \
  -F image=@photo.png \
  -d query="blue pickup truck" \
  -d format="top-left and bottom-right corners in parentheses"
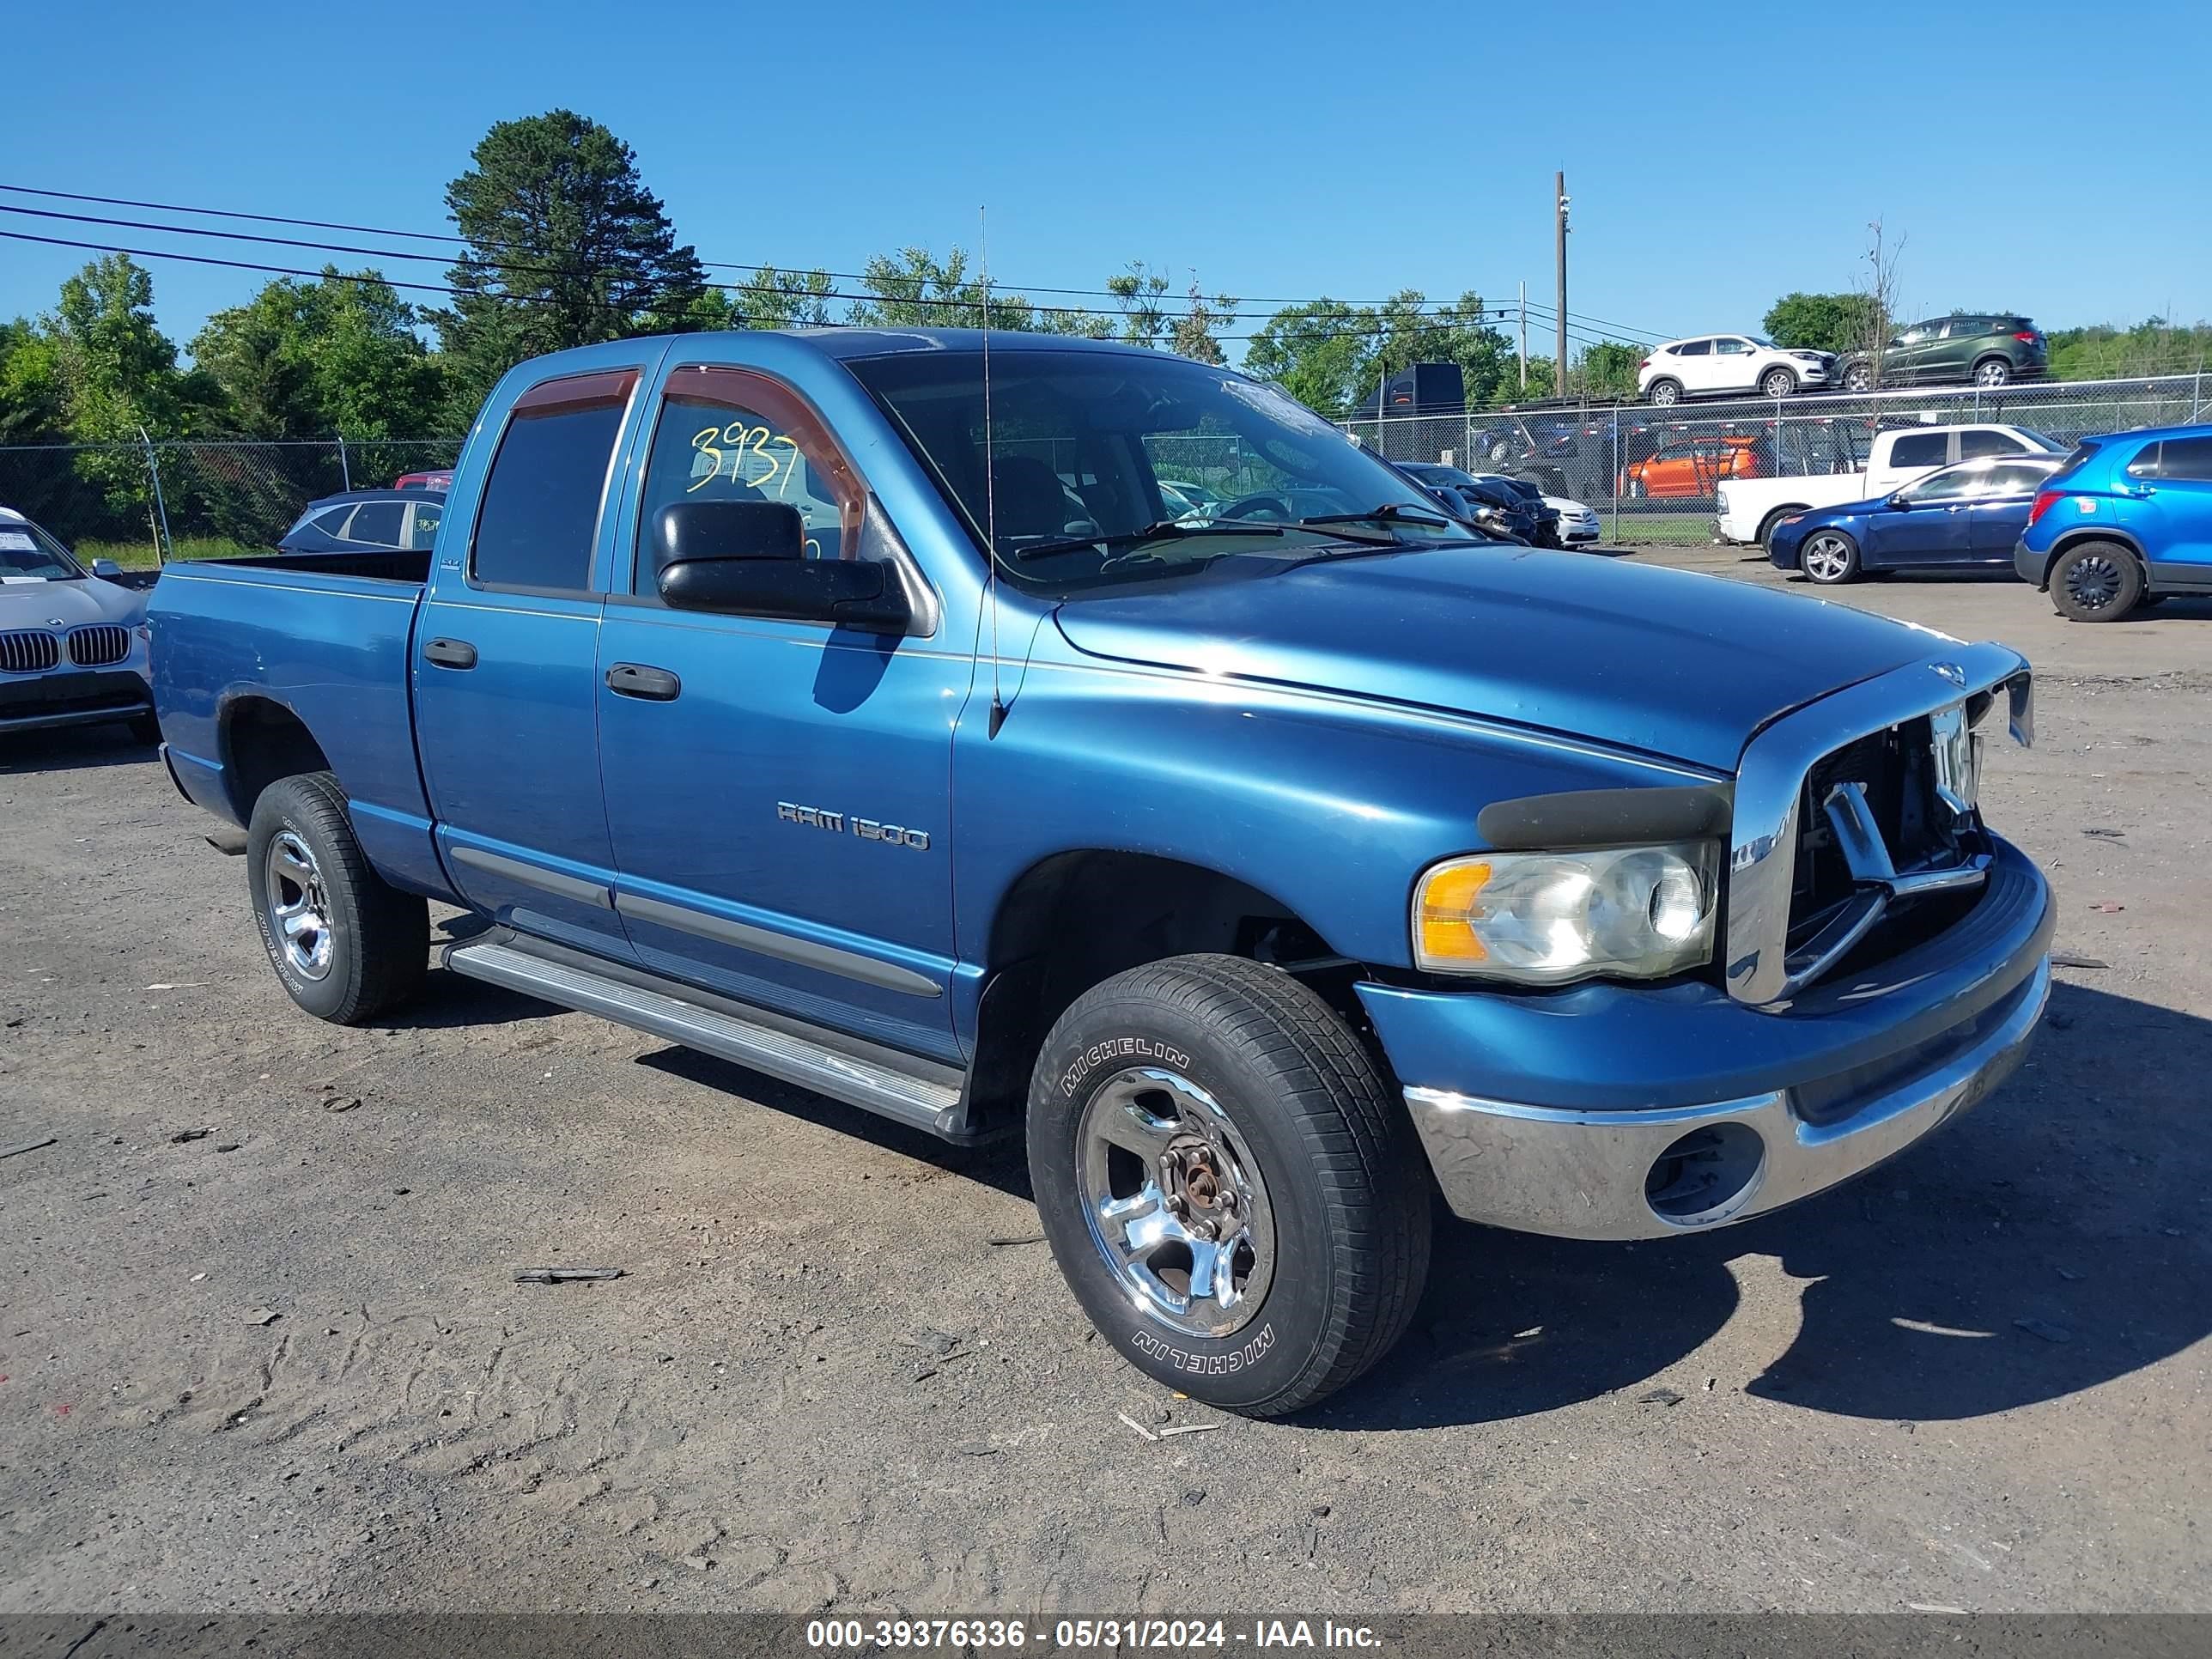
top-left (149, 330), bottom-right (2052, 1415)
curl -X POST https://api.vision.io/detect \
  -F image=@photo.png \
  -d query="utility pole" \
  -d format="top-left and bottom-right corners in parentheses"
top-left (1518, 281), bottom-right (1528, 392)
top-left (1554, 171), bottom-right (1571, 402)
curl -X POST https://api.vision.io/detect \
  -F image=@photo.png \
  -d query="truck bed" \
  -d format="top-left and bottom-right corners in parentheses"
top-left (148, 549), bottom-right (442, 893)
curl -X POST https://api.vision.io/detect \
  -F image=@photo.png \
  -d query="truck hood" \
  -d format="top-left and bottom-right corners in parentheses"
top-left (1049, 546), bottom-right (1942, 772)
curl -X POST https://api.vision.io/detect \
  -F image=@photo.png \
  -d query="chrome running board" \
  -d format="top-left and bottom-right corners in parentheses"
top-left (444, 937), bottom-right (969, 1139)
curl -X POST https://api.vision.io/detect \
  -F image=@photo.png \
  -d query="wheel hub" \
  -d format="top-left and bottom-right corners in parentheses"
top-left (264, 829), bottom-right (335, 981)
top-left (1077, 1067), bottom-right (1276, 1338)
top-left (2069, 557), bottom-right (2119, 608)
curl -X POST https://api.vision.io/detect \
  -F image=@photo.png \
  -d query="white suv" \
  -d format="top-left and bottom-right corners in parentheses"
top-left (1638, 335), bottom-right (1834, 404)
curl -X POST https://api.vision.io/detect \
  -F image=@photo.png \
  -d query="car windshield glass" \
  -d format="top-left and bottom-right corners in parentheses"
top-left (0, 518), bottom-right (83, 580)
top-left (848, 349), bottom-right (1486, 591)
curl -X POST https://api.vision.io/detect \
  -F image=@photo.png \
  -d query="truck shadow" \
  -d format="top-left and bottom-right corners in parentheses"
top-left (1314, 979), bottom-right (2212, 1431)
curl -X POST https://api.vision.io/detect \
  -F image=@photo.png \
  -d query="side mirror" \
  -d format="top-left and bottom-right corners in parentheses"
top-left (1887, 494), bottom-right (1912, 509)
top-left (652, 501), bottom-right (910, 633)
top-left (90, 558), bottom-right (124, 578)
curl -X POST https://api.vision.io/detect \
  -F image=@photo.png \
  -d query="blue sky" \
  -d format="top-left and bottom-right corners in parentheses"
top-left (5, 0), bottom-right (2208, 362)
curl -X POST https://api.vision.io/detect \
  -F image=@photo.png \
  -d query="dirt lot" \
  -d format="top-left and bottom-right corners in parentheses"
top-left (3, 550), bottom-right (2208, 1617)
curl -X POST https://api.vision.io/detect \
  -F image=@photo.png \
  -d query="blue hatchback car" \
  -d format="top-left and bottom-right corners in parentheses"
top-left (2014, 423), bottom-right (2212, 620)
top-left (1769, 456), bottom-right (2062, 586)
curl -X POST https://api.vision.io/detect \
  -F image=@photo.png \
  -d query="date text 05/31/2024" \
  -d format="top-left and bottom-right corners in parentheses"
top-left (804, 1620), bottom-right (1383, 1650)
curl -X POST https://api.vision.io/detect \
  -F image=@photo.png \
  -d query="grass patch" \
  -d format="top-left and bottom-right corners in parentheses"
top-left (76, 537), bottom-right (263, 570)
top-left (1598, 512), bottom-right (1719, 545)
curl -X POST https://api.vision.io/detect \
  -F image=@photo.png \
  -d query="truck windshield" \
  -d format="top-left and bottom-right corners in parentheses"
top-left (0, 518), bottom-right (84, 580)
top-left (846, 349), bottom-right (1485, 589)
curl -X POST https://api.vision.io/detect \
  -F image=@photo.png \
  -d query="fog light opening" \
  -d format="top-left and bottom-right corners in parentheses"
top-left (1644, 1121), bottom-right (1765, 1227)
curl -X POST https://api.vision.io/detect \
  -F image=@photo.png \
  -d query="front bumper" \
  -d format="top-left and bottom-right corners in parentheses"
top-left (1362, 836), bottom-right (2052, 1240)
top-left (0, 666), bottom-right (152, 733)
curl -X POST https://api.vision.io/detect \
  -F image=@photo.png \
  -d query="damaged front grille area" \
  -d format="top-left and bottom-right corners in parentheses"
top-left (1724, 647), bottom-right (2033, 1009)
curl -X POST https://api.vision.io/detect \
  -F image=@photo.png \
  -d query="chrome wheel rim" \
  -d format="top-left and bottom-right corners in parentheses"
top-left (1977, 362), bottom-right (2008, 386)
top-left (2065, 555), bottom-right (2121, 611)
top-left (1077, 1066), bottom-right (1276, 1339)
top-left (1803, 534), bottom-right (1853, 582)
top-left (1763, 373), bottom-right (1792, 398)
top-left (1650, 384), bottom-right (1677, 405)
top-left (1845, 368), bottom-right (1872, 392)
top-left (264, 830), bottom-right (335, 981)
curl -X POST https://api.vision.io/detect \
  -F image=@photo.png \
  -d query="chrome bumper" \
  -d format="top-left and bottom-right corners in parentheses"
top-left (1405, 955), bottom-right (2049, 1241)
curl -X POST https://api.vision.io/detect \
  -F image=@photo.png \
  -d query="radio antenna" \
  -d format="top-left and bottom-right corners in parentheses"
top-left (981, 204), bottom-right (1006, 738)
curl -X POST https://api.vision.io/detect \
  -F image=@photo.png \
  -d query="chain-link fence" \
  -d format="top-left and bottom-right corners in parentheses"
top-left (1342, 371), bottom-right (2212, 544)
top-left (0, 437), bottom-right (465, 566)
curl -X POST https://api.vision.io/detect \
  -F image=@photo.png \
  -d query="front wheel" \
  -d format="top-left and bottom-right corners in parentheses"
top-left (1759, 368), bottom-right (1798, 398)
top-left (1801, 530), bottom-right (1861, 585)
top-left (247, 771), bottom-right (428, 1024)
top-left (1028, 954), bottom-right (1431, 1418)
top-left (1842, 362), bottom-right (1875, 392)
top-left (2050, 541), bottom-right (2142, 622)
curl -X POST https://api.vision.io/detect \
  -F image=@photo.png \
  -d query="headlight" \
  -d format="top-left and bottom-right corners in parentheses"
top-left (1929, 702), bottom-right (1981, 817)
top-left (1413, 842), bottom-right (1719, 983)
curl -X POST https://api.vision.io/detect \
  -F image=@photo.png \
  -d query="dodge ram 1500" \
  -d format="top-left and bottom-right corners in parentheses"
top-left (149, 330), bottom-right (2051, 1414)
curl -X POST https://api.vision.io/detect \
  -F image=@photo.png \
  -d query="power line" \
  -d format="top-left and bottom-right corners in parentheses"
top-left (0, 179), bottom-right (1673, 337)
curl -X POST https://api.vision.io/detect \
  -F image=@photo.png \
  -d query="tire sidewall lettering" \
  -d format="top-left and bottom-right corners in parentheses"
top-left (1059, 1035), bottom-right (1192, 1099)
top-left (1126, 1321), bottom-right (1276, 1376)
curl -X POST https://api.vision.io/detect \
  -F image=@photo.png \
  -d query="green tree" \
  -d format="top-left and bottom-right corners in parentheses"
top-left (1171, 277), bottom-right (1238, 367)
top-left (1761, 291), bottom-right (1885, 356)
top-left (0, 318), bottom-right (67, 444)
top-left (1106, 262), bottom-right (1171, 349)
top-left (1242, 300), bottom-right (1370, 411)
top-left (191, 268), bottom-right (446, 439)
top-left (2046, 317), bottom-right (2212, 380)
top-left (847, 246), bottom-right (1106, 336)
top-left (1246, 290), bottom-right (1520, 415)
top-left (434, 109), bottom-right (707, 422)
top-left (1572, 340), bottom-right (1643, 401)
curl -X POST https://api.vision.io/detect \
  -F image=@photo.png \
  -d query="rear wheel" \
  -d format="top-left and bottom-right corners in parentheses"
top-left (2050, 541), bottom-right (2142, 622)
top-left (1028, 954), bottom-right (1431, 1418)
top-left (1645, 380), bottom-right (1681, 407)
top-left (1801, 530), bottom-right (1860, 585)
top-left (1973, 357), bottom-right (2013, 388)
top-left (247, 771), bottom-right (428, 1024)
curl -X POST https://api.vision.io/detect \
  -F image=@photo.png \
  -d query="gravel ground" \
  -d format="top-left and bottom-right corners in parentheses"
top-left (2, 550), bottom-right (2207, 1617)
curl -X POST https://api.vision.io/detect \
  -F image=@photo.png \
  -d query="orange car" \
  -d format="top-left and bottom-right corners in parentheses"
top-left (1620, 434), bottom-right (1765, 499)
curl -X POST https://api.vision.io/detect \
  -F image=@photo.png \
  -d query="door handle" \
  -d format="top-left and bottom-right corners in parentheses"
top-left (606, 662), bottom-right (681, 701)
top-left (423, 637), bottom-right (478, 669)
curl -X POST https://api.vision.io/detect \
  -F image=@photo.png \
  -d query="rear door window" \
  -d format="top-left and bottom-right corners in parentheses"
top-left (404, 501), bottom-right (445, 550)
top-left (1978, 463), bottom-right (2053, 496)
top-left (344, 500), bottom-right (405, 547)
top-left (471, 369), bottom-right (638, 591)
top-left (1889, 432), bottom-right (1949, 468)
top-left (1675, 339), bottom-right (1711, 357)
top-left (1959, 429), bottom-right (2028, 459)
top-left (2156, 436), bottom-right (2212, 481)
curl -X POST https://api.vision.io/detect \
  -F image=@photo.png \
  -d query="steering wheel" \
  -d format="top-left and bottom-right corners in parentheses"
top-left (1217, 492), bottom-right (1293, 522)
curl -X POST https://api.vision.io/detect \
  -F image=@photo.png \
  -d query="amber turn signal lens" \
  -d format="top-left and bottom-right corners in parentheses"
top-left (1415, 860), bottom-right (1492, 964)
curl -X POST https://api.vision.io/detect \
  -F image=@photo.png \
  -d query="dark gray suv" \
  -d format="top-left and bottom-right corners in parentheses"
top-left (1838, 315), bottom-right (2049, 392)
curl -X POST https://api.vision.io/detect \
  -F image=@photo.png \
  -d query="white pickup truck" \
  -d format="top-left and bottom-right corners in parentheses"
top-left (1717, 422), bottom-right (2068, 549)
